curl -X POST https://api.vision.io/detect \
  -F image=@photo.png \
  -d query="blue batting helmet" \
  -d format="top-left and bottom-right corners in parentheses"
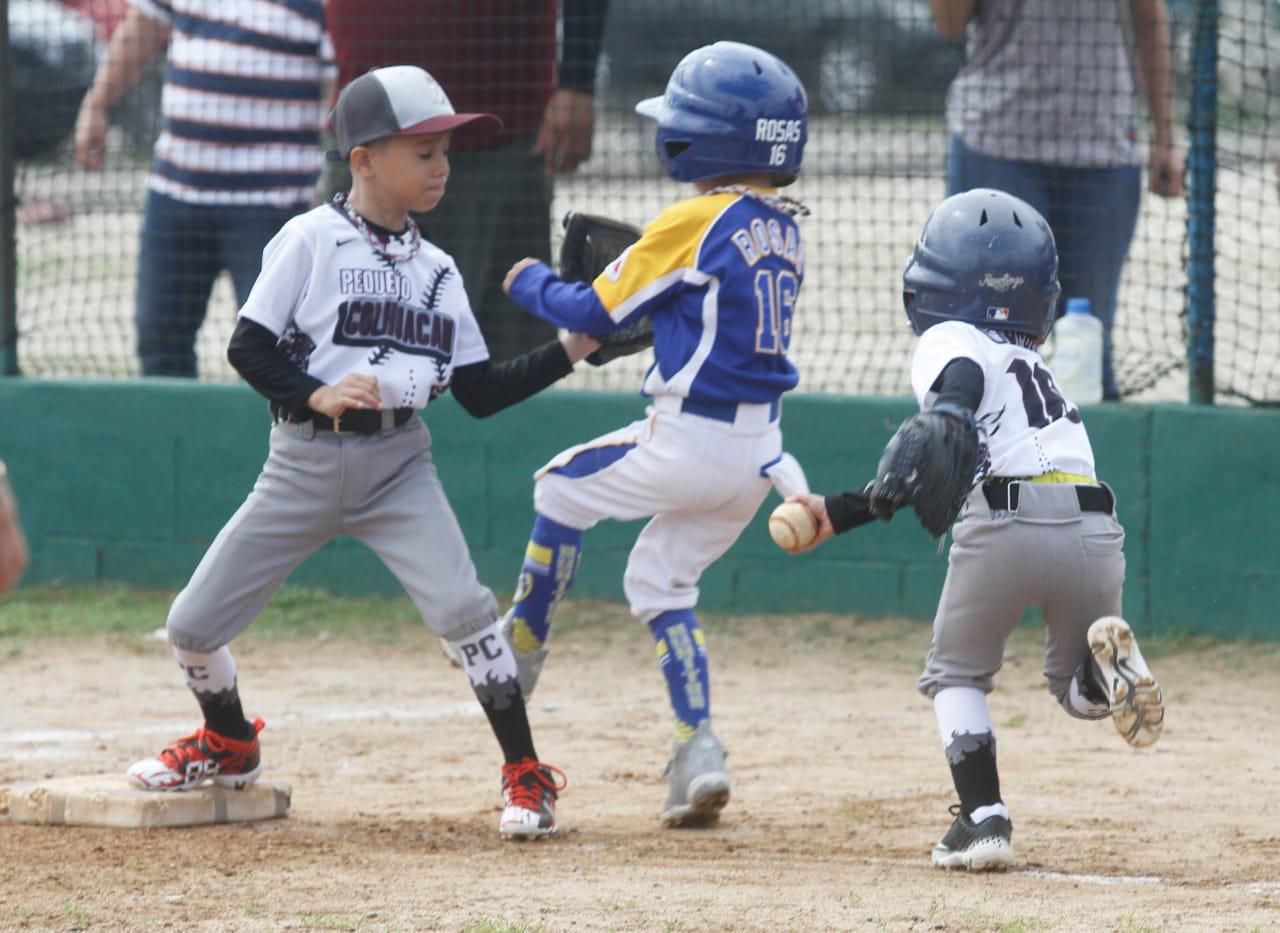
top-left (902, 189), bottom-right (1061, 340)
top-left (634, 41), bottom-right (807, 184)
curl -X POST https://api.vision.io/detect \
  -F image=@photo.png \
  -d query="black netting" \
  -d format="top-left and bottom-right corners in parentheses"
top-left (3, 0), bottom-right (1276, 403)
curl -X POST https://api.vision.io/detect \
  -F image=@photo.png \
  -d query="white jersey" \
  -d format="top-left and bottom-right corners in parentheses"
top-left (239, 204), bottom-right (489, 410)
top-left (911, 321), bottom-right (1096, 482)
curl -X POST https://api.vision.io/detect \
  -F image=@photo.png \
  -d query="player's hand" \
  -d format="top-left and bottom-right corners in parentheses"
top-left (503, 258), bottom-right (542, 295)
top-left (533, 88), bottom-right (595, 175)
top-left (74, 100), bottom-right (110, 171)
top-left (0, 472), bottom-right (29, 595)
top-left (784, 493), bottom-right (835, 554)
top-left (560, 331), bottom-right (602, 364)
top-left (308, 374), bottom-right (381, 419)
top-left (1149, 138), bottom-right (1184, 198)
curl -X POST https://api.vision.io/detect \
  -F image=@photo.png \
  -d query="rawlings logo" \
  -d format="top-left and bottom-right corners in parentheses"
top-left (980, 273), bottom-right (1024, 291)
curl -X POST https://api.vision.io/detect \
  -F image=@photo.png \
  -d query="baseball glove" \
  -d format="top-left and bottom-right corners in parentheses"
top-left (559, 211), bottom-right (652, 366)
top-left (868, 405), bottom-right (980, 538)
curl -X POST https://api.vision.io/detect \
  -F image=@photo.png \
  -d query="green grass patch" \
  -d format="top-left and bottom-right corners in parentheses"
top-left (0, 584), bottom-right (641, 645)
top-left (0, 584), bottom-right (426, 642)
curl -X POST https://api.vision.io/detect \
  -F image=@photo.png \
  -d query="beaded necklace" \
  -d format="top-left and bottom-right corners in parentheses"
top-left (333, 193), bottom-right (422, 264)
top-left (702, 185), bottom-right (810, 218)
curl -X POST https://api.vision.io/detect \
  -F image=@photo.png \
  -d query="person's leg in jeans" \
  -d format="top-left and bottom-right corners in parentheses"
top-left (945, 135), bottom-right (1053, 217)
top-left (1048, 165), bottom-right (1141, 400)
top-left (135, 191), bottom-right (220, 377)
top-left (221, 202), bottom-right (306, 306)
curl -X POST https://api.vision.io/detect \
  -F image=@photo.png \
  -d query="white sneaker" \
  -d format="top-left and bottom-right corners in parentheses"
top-left (1088, 616), bottom-right (1164, 748)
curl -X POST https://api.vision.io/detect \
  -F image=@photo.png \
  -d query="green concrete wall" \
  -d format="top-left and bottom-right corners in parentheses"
top-left (2, 379), bottom-right (1276, 639)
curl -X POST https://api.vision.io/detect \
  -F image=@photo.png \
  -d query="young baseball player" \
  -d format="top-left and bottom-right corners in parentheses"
top-left (126, 66), bottom-right (602, 839)
top-left (496, 41), bottom-right (810, 827)
top-left (789, 188), bottom-right (1165, 870)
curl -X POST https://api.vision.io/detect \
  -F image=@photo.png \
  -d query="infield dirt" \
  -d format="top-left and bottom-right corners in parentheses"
top-left (1, 605), bottom-right (1276, 932)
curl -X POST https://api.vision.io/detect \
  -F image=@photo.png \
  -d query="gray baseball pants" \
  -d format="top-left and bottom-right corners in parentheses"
top-left (167, 417), bottom-right (499, 651)
top-left (917, 482), bottom-right (1125, 705)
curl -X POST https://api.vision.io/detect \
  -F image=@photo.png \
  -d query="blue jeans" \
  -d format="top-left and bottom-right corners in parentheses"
top-left (946, 136), bottom-right (1141, 399)
top-left (136, 191), bottom-right (303, 377)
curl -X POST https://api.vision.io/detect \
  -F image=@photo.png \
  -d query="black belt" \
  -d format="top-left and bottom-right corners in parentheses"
top-left (982, 480), bottom-right (1114, 514)
top-left (270, 402), bottom-right (416, 434)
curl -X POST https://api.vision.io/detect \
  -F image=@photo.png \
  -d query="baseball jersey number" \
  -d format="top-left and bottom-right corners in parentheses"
top-left (1007, 359), bottom-right (1081, 427)
top-left (754, 269), bottom-right (797, 355)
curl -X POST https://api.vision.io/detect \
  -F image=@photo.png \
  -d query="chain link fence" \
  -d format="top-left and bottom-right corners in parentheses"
top-left (3, 0), bottom-right (1277, 403)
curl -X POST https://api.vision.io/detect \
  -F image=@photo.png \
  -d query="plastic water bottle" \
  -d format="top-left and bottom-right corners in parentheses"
top-left (1048, 297), bottom-right (1103, 405)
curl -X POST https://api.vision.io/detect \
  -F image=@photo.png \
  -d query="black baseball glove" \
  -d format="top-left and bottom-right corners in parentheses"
top-left (559, 211), bottom-right (652, 366)
top-left (868, 405), bottom-right (980, 539)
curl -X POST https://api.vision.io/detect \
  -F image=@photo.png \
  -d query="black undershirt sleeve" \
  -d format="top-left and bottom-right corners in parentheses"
top-left (450, 339), bottom-right (574, 418)
top-left (226, 317), bottom-right (325, 410)
top-left (559, 0), bottom-right (608, 92)
top-left (931, 357), bottom-right (984, 413)
top-left (826, 488), bottom-right (877, 534)
top-left (825, 358), bottom-right (985, 536)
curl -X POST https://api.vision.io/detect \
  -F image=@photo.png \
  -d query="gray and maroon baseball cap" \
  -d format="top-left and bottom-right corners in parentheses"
top-left (330, 66), bottom-right (502, 159)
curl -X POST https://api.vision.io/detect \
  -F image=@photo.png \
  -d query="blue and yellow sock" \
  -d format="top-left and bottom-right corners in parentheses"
top-left (648, 609), bottom-right (710, 742)
top-left (508, 514), bottom-right (583, 653)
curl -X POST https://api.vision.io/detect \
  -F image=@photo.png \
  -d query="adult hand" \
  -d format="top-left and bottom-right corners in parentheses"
top-left (1149, 138), bottom-right (1184, 198)
top-left (533, 89), bottom-right (595, 175)
top-left (783, 493), bottom-right (836, 554)
top-left (503, 258), bottom-right (542, 295)
top-left (74, 100), bottom-right (110, 171)
top-left (0, 467), bottom-right (29, 594)
top-left (308, 374), bottom-right (381, 419)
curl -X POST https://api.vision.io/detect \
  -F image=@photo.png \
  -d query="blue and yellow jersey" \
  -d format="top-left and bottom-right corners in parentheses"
top-left (508, 187), bottom-right (803, 406)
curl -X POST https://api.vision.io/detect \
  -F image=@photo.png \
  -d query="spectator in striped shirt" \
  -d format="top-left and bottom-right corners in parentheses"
top-left (74, 0), bottom-right (330, 378)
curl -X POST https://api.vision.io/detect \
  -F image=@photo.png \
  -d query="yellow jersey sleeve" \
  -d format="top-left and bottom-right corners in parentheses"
top-left (591, 194), bottom-right (736, 323)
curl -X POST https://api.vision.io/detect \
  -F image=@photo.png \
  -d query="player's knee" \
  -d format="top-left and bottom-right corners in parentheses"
top-left (623, 566), bottom-right (694, 621)
top-left (532, 477), bottom-right (581, 527)
top-left (164, 593), bottom-right (224, 653)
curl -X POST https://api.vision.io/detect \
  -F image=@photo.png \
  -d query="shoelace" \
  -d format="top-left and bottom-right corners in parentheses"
top-left (156, 720), bottom-right (262, 770)
top-left (501, 760), bottom-right (568, 811)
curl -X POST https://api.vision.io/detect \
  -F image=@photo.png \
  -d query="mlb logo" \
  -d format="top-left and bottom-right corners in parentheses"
top-left (986, 306), bottom-right (1010, 321)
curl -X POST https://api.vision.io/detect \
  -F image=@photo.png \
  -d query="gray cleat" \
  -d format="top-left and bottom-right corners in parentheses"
top-left (660, 723), bottom-right (730, 827)
top-left (500, 609), bottom-right (549, 700)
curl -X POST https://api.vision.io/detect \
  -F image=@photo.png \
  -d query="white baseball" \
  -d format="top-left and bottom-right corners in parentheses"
top-left (769, 501), bottom-right (817, 552)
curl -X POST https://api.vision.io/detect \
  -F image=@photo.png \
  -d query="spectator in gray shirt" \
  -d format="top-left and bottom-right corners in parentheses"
top-left (932, 0), bottom-right (1183, 400)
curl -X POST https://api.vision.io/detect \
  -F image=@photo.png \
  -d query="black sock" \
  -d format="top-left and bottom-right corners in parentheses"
top-left (195, 686), bottom-right (254, 741)
top-left (475, 682), bottom-right (537, 764)
top-left (1081, 656), bottom-right (1111, 705)
top-left (945, 731), bottom-right (1002, 818)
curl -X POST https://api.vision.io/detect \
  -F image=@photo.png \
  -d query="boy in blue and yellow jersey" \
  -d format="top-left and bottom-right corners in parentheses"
top-left (498, 42), bottom-right (811, 827)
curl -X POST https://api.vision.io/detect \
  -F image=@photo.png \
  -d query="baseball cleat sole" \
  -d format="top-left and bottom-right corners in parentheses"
top-left (1089, 616), bottom-right (1164, 748)
top-left (932, 836), bottom-right (1014, 871)
top-left (661, 772), bottom-right (730, 828)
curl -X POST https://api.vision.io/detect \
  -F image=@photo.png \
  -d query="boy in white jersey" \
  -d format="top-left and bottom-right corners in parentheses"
top-left (493, 42), bottom-right (811, 827)
top-left (125, 67), bottom-right (602, 839)
top-left (789, 189), bottom-right (1165, 869)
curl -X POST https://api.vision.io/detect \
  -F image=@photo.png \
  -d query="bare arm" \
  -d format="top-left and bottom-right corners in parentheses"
top-left (74, 7), bottom-right (171, 169)
top-left (929, 0), bottom-right (976, 40)
top-left (1131, 0), bottom-right (1184, 197)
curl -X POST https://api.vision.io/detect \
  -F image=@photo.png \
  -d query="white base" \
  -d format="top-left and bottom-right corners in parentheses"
top-left (0, 774), bottom-right (291, 828)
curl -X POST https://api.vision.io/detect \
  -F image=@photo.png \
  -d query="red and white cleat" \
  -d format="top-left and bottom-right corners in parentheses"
top-left (499, 758), bottom-right (566, 839)
top-left (127, 718), bottom-right (266, 791)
